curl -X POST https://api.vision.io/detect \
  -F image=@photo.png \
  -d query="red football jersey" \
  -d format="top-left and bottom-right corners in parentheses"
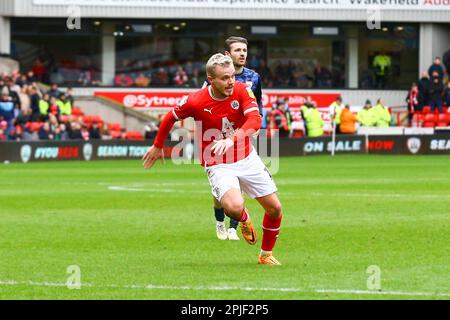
top-left (172, 81), bottom-right (259, 166)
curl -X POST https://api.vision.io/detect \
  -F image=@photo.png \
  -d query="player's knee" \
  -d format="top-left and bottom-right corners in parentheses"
top-left (223, 198), bottom-right (244, 216)
top-left (266, 201), bottom-right (282, 218)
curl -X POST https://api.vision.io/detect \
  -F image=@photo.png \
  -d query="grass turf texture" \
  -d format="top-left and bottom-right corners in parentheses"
top-left (0, 155), bottom-right (449, 300)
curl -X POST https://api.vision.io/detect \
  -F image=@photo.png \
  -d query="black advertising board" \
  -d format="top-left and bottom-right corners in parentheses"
top-left (1, 134), bottom-right (449, 163)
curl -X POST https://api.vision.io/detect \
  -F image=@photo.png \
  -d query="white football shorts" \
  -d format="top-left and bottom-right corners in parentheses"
top-left (205, 150), bottom-right (278, 202)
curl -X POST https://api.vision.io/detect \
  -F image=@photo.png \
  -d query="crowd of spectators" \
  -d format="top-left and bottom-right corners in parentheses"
top-left (405, 45), bottom-right (450, 125)
top-left (112, 57), bottom-right (344, 89)
top-left (0, 71), bottom-right (131, 141)
top-left (265, 95), bottom-right (395, 138)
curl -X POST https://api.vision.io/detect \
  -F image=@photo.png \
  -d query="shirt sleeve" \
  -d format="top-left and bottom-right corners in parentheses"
top-left (172, 94), bottom-right (195, 121)
top-left (240, 84), bottom-right (260, 117)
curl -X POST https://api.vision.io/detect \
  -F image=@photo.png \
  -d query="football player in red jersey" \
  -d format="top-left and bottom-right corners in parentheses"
top-left (143, 54), bottom-right (283, 265)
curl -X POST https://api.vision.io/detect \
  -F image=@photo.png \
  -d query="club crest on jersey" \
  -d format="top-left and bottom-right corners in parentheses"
top-left (231, 100), bottom-right (240, 110)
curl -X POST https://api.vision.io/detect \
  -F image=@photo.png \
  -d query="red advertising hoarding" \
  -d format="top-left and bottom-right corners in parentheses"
top-left (94, 90), bottom-right (340, 110)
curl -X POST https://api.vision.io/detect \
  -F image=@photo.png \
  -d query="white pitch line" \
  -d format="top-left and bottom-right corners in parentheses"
top-left (1, 280), bottom-right (449, 298)
top-left (107, 185), bottom-right (450, 200)
top-left (108, 186), bottom-right (209, 194)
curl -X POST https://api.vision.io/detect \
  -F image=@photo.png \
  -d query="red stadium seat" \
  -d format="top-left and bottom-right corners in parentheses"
top-left (423, 113), bottom-right (435, 123)
top-left (72, 106), bottom-right (84, 116)
top-left (422, 106), bottom-right (431, 114)
top-left (125, 131), bottom-right (144, 140)
top-left (31, 122), bottom-right (43, 132)
top-left (437, 114), bottom-right (449, 126)
top-left (82, 115), bottom-right (93, 124)
top-left (108, 123), bottom-right (122, 131)
top-left (423, 122), bottom-right (435, 128)
top-left (110, 130), bottom-right (122, 139)
top-left (92, 115), bottom-right (103, 123)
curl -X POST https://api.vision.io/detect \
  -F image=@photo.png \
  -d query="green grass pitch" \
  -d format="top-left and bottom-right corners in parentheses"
top-left (0, 155), bottom-right (449, 300)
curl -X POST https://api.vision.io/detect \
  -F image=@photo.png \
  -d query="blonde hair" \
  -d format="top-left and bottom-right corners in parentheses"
top-left (206, 53), bottom-right (233, 77)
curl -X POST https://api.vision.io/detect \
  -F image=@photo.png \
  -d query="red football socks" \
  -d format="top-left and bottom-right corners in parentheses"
top-left (261, 212), bottom-right (282, 252)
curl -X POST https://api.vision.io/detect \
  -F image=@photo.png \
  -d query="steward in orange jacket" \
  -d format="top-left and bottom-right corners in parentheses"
top-left (339, 105), bottom-right (357, 134)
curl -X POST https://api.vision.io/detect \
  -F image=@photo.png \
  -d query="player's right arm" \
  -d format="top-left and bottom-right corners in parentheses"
top-left (143, 96), bottom-right (193, 169)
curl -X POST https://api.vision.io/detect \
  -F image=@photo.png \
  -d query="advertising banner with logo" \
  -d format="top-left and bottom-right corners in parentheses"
top-left (368, 134), bottom-right (450, 155)
top-left (94, 90), bottom-right (340, 110)
top-left (33, 0), bottom-right (450, 11)
top-left (1, 134), bottom-right (450, 163)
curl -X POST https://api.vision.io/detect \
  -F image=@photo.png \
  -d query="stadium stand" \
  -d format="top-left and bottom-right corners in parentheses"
top-left (0, 71), bottom-right (144, 141)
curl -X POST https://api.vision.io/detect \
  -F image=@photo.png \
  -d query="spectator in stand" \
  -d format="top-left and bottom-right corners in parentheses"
top-left (81, 124), bottom-right (90, 141)
top-left (443, 82), bottom-right (450, 109)
top-left (428, 57), bottom-right (444, 82)
top-left (373, 51), bottom-right (391, 89)
top-left (18, 85), bottom-right (31, 112)
top-left (5, 77), bottom-right (22, 111)
top-left (340, 104), bottom-right (357, 134)
top-left (65, 87), bottom-right (75, 106)
top-left (9, 124), bottom-right (23, 141)
top-left (357, 100), bottom-right (376, 127)
top-left (188, 68), bottom-right (201, 88)
top-left (22, 124), bottom-right (39, 141)
top-left (16, 74), bottom-right (29, 87)
top-left (114, 73), bottom-right (133, 87)
top-left (48, 114), bottom-right (59, 131)
top-left (329, 96), bottom-right (344, 134)
top-left (69, 122), bottom-right (82, 140)
top-left (313, 63), bottom-right (332, 88)
top-left (89, 122), bottom-right (101, 140)
top-left (100, 123), bottom-right (112, 140)
top-left (153, 68), bottom-right (169, 87)
top-left (48, 96), bottom-right (60, 118)
top-left (77, 68), bottom-right (96, 86)
top-left (418, 71), bottom-right (430, 110)
top-left (38, 122), bottom-right (53, 140)
top-left (303, 102), bottom-right (324, 137)
top-left (119, 127), bottom-right (127, 140)
top-left (47, 83), bottom-right (61, 99)
top-left (443, 45), bottom-right (450, 77)
top-left (173, 66), bottom-right (189, 87)
top-left (144, 122), bottom-right (158, 140)
top-left (0, 77), bottom-right (6, 93)
top-left (14, 108), bottom-right (32, 127)
top-left (406, 83), bottom-right (419, 126)
top-left (58, 94), bottom-right (72, 116)
top-left (54, 123), bottom-right (69, 141)
top-left (270, 97), bottom-right (291, 138)
top-left (39, 93), bottom-right (51, 121)
top-left (26, 71), bottom-right (37, 83)
top-left (429, 75), bottom-right (444, 113)
top-left (0, 127), bottom-right (6, 141)
top-left (0, 92), bottom-right (14, 132)
top-left (135, 73), bottom-right (151, 87)
top-left (31, 59), bottom-right (47, 82)
top-left (372, 98), bottom-right (392, 128)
